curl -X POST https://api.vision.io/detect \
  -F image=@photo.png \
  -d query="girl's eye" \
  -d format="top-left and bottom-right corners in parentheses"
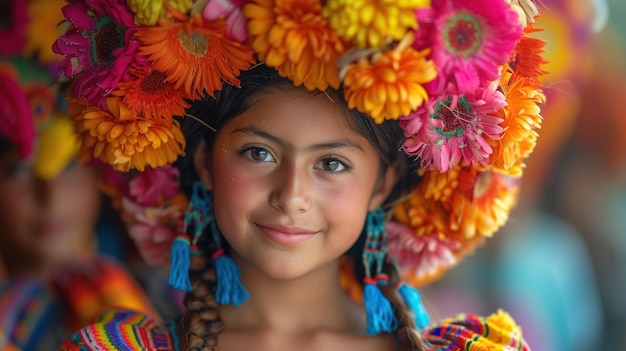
top-left (242, 147), bottom-right (275, 162)
top-left (315, 158), bottom-right (348, 173)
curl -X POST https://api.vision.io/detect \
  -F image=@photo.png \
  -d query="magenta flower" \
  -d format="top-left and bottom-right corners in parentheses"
top-left (128, 164), bottom-right (181, 207)
top-left (202, 0), bottom-right (248, 43)
top-left (413, 0), bottom-right (523, 94)
top-left (401, 83), bottom-right (506, 172)
top-left (0, 0), bottom-right (27, 55)
top-left (0, 68), bottom-right (35, 159)
top-left (386, 222), bottom-right (460, 283)
top-left (52, 0), bottom-right (140, 109)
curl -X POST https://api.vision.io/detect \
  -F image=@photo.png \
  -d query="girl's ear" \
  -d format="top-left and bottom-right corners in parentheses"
top-left (193, 139), bottom-right (213, 191)
top-left (368, 164), bottom-right (400, 212)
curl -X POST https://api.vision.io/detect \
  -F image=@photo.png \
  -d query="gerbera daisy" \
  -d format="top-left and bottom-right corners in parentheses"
top-left (53, 0), bottom-right (140, 108)
top-left (509, 26), bottom-right (548, 83)
top-left (323, 0), bottom-right (426, 49)
top-left (69, 96), bottom-right (186, 172)
top-left (128, 0), bottom-right (193, 26)
top-left (202, 0), bottom-right (248, 43)
top-left (0, 0), bottom-right (27, 55)
top-left (136, 9), bottom-right (254, 98)
top-left (401, 83), bottom-right (506, 172)
top-left (112, 65), bottom-right (190, 124)
top-left (414, 0), bottom-right (523, 94)
top-left (342, 44), bottom-right (436, 123)
top-left (23, 0), bottom-right (66, 64)
top-left (244, 0), bottom-right (346, 91)
top-left (488, 68), bottom-right (545, 176)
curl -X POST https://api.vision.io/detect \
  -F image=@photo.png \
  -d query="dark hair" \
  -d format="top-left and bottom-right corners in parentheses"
top-left (176, 64), bottom-right (426, 351)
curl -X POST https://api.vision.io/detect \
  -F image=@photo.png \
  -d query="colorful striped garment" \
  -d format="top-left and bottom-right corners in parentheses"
top-left (59, 309), bottom-right (529, 351)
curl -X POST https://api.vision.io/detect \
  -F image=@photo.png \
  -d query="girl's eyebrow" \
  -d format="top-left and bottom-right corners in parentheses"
top-left (231, 127), bottom-right (364, 152)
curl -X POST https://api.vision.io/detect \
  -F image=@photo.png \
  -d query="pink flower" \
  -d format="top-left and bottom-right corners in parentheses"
top-left (0, 0), bottom-right (27, 55)
top-left (386, 221), bottom-right (460, 284)
top-left (202, 0), bottom-right (248, 43)
top-left (0, 68), bottom-right (35, 159)
top-left (414, 0), bottom-right (523, 94)
top-left (53, 0), bottom-right (140, 109)
top-left (128, 164), bottom-right (181, 207)
top-left (401, 83), bottom-right (506, 172)
top-left (121, 197), bottom-right (184, 265)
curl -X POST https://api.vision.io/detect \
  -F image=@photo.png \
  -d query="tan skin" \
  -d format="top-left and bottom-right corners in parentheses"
top-left (0, 148), bottom-right (100, 281)
top-left (194, 90), bottom-right (398, 351)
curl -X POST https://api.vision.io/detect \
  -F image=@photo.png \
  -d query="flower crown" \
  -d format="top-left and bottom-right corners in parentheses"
top-left (54, 0), bottom-right (548, 286)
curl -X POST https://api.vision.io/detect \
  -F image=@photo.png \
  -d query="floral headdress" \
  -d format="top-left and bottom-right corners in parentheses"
top-left (53, 0), bottom-right (548, 287)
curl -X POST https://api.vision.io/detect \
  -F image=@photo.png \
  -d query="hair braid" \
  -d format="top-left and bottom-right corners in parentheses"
top-left (178, 235), bottom-right (225, 351)
top-left (380, 261), bottom-right (428, 351)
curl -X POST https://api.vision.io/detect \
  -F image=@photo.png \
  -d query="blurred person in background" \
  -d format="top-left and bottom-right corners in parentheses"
top-left (0, 1), bottom-right (163, 349)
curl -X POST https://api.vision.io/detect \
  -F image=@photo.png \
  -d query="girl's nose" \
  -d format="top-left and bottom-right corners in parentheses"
top-left (269, 162), bottom-right (312, 215)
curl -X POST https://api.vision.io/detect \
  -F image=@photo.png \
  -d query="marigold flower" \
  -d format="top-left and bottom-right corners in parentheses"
top-left (343, 46), bottom-right (436, 123)
top-left (488, 68), bottom-right (545, 176)
top-left (128, 0), bottom-right (193, 26)
top-left (136, 10), bottom-right (255, 98)
top-left (323, 0), bottom-right (427, 49)
top-left (69, 97), bottom-right (186, 172)
top-left (244, 0), bottom-right (346, 90)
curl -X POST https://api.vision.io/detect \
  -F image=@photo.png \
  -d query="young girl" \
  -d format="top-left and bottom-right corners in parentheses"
top-left (54, 0), bottom-right (547, 350)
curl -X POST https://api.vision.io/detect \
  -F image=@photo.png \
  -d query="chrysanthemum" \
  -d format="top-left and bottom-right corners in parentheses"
top-left (53, 0), bottom-right (139, 108)
top-left (0, 0), bottom-right (27, 55)
top-left (23, 0), bottom-right (66, 64)
top-left (414, 0), bottom-right (523, 94)
top-left (244, 0), bottom-right (346, 91)
top-left (323, 0), bottom-right (426, 49)
top-left (202, 0), bottom-right (248, 43)
top-left (509, 27), bottom-right (548, 82)
top-left (488, 68), bottom-right (545, 176)
top-left (128, 0), bottom-right (193, 26)
top-left (401, 84), bottom-right (505, 172)
top-left (343, 46), bottom-right (436, 123)
top-left (136, 10), bottom-right (254, 98)
top-left (69, 97), bottom-right (186, 172)
top-left (112, 65), bottom-right (190, 124)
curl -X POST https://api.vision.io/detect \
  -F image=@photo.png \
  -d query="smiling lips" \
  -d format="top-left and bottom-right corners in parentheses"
top-left (256, 224), bottom-right (318, 245)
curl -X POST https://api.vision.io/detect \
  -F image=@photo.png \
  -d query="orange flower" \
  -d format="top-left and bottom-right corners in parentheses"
top-left (488, 68), bottom-right (545, 176)
top-left (509, 26), bottom-right (548, 83)
top-left (136, 9), bottom-right (255, 98)
top-left (342, 46), bottom-right (436, 123)
top-left (244, 0), bottom-right (346, 90)
top-left (69, 97), bottom-right (186, 172)
top-left (112, 65), bottom-right (190, 124)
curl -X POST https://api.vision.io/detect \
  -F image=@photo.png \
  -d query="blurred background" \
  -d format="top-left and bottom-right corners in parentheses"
top-left (422, 0), bottom-right (626, 350)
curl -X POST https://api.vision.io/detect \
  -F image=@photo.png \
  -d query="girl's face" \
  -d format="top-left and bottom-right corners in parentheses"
top-left (200, 90), bottom-right (395, 280)
top-left (0, 150), bottom-right (100, 272)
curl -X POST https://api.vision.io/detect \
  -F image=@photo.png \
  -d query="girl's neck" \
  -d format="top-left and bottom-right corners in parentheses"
top-left (221, 253), bottom-right (366, 335)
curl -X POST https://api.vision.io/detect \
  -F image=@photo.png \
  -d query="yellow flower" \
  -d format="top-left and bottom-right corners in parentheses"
top-left (24, 0), bottom-right (66, 64)
top-left (323, 0), bottom-right (428, 49)
top-left (244, 0), bottom-right (346, 91)
top-left (69, 97), bottom-right (186, 172)
top-left (343, 46), bottom-right (436, 123)
top-left (488, 68), bottom-right (545, 176)
top-left (128, 0), bottom-right (193, 26)
top-left (136, 10), bottom-right (255, 98)
top-left (484, 309), bottom-right (524, 345)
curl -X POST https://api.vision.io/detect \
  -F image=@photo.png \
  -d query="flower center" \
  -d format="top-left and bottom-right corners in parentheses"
top-left (178, 31), bottom-right (208, 57)
top-left (443, 12), bottom-right (482, 58)
top-left (93, 17), bottom-right (125, 65)
top-left (431, 96), bottom-right (474, 138)
top-left (140, 70), bottom-right (168, 94)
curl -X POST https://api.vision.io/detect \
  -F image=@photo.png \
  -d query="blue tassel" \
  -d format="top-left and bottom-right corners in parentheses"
top-left (363, 281), bottom-right (398, 335)
top-left (398, 283), bottom-right (430, 329)
top-left (168, 235), bottom-right (192, 292)
top-left (213, 249), bottom-right (249, 306)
